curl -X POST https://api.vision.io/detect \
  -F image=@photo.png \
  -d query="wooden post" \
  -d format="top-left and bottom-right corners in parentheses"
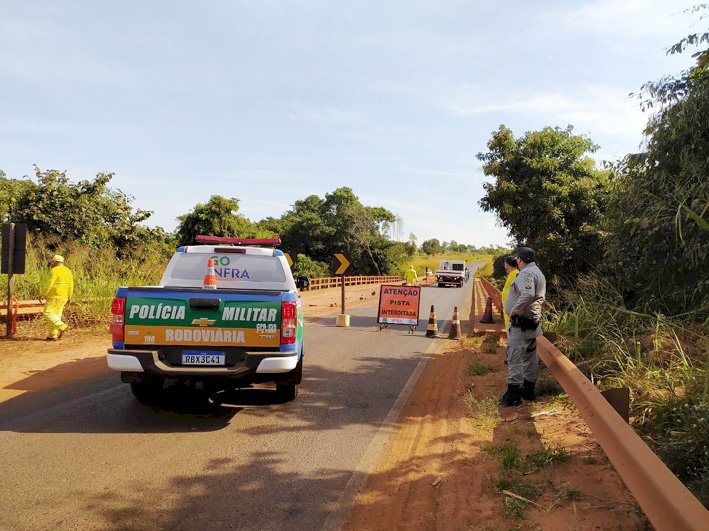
top-left (340, 274), bottom-right (346, 314)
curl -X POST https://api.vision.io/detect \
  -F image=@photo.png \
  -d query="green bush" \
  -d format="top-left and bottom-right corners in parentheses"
top-left (10, 236), bottom-right (170, 326)
top-left (545, 273), bottom-right (708, 504)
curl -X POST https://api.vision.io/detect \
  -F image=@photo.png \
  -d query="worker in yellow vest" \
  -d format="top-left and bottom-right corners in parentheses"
top-left (41, 255), bottom-right (74, 340)
top-left (404, 265), bottom-right (418, 286)
top-left (501, 256), bottom-right (519, 330)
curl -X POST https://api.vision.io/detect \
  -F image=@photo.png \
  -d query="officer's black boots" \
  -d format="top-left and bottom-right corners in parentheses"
top-left (499, 384), bottom-right (521, 407)
top-left (521, 379), bottom-right (536, 401)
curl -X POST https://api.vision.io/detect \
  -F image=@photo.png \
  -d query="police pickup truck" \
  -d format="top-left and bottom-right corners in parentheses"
top-left (107, 236), bottom-right (304, 404)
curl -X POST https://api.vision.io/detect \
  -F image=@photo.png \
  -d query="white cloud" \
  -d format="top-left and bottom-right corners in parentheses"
top-left (553, 0), bottom-right (696, 40)
top-left (439, 83), bottom-right (647, 139)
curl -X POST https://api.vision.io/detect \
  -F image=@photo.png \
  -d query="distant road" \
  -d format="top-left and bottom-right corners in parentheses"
top-left (0, 281), bottom-right (471, 530)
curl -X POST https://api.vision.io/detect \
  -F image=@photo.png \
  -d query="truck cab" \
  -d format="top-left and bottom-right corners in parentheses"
top-left (435, 259), bottom-right (466, 288)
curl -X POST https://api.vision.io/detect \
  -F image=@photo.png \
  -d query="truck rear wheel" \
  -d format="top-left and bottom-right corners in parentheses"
top-left (276, 383), bottom-right (298, 401)
top-left (130, 376), bottom-right (164, 405)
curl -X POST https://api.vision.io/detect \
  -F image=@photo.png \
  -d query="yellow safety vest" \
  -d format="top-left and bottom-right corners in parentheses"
top-left (501, 269), bottom-right (519, 306)
top-left (44, 265), bottom-right (74, 299)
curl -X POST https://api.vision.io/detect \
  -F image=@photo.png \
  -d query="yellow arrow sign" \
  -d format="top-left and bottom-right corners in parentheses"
top-left (284, 253), bottom-right (293, 268)
top-left (334, 253), bottom-right (351, 275)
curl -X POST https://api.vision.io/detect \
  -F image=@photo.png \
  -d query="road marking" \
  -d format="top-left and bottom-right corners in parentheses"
top-left (322, 327), bottom-right (447, 531)
top-left (322, 278), bottom-right (474, 531)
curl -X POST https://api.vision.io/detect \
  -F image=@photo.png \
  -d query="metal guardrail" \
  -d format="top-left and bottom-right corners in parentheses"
top-left (482, 278), bottom-right (709, 530)
top-left (307, 275), bottom-right (401, 291)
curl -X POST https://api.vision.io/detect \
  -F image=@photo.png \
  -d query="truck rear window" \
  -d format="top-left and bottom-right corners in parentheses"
top-left (168, 254), bottom-right (286, 284)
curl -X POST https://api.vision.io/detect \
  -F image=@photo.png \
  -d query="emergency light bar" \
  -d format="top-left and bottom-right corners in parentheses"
top-left (195, 235), bottom-right (282, 246)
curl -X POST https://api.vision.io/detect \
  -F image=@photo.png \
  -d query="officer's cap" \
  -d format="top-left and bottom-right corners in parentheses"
top-left (515, 247), bottom-right (535, 263)
top-left (52, 255), bottom-right (64, 263)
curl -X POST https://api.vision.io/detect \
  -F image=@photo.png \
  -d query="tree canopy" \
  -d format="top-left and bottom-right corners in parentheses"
top-left (603, 22), bottom-right (709, 316)
top-left (174, 195), bottom-right (274, 245)
top-left (477, 125), bottom-right (609, 282)
top-left (276, 187), bottom-right (398, 275)
top-left (1, 166), bottom-right (166, 254)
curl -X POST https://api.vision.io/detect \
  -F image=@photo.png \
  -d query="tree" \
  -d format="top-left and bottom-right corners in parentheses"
top-left (421, 238), bottom-right (442, 255)
top-left (405, 233), bottom-right (418, 256)
top-left (0, 172), bottom-right (35, 223)
top-left (292, 253), bottom-right (328, 281)
top-left (278, 194), bottom-right (334, 262)
top-left (277, 187), bottom-right (397, 275)
top-left (6, 166), bottom-right (160, 253)
top-left (477, 125), bottom-right (609, 283)
top-left (175, 195), bottom-right (260, 245)
top-left (604, 18), bottom-right (709, 316)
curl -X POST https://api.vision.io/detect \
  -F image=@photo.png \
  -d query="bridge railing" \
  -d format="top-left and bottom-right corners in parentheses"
top-left (306, 275), bottom-right (401, 291)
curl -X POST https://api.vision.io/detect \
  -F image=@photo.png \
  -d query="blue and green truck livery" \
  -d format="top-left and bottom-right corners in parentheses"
top-left (107, 237), bottom-right (304, 404)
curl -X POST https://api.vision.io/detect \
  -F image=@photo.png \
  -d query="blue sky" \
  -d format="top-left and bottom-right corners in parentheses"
top-left (0, 1), bottom-right (699, 247)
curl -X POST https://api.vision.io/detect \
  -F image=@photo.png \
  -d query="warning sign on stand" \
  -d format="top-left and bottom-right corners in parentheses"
top-left (377, 285), bottom-right (421, 327)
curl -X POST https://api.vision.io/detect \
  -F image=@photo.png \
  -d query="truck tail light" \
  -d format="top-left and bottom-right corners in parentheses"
top-left (281, 301), bottom-right (297, 345)
top-left (111, 297), bottom-right (126, 341)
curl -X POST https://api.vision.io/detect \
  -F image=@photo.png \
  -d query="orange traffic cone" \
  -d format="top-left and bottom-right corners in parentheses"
top-left (448, 306), bottom-right (461, 339)
top-left (426, 305), bottom-right (438, 337)
top-left (203, 258), bottom-right (217, 290)
top-left (480, 296), bottom-right (494, 323)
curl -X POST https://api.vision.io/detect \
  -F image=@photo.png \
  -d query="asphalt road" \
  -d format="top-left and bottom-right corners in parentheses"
top-left (0, 281), bottom-right (472, 531)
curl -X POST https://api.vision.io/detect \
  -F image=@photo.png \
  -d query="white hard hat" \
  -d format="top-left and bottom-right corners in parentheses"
top-left (52, 255), bottom-right (64, 263)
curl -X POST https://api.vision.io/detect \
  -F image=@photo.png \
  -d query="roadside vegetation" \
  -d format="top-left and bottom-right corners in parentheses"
top-left (0, 170), bottom-right (496, 329)
top-left (478, 14), bottom-right (708, 505)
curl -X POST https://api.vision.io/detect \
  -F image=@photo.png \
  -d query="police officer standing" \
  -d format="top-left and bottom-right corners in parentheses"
top-left (500, 247), bottom-right (546, 406)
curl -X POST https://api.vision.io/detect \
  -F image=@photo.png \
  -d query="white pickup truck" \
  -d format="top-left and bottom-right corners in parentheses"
top-left (107, 236), bottom-right (304, 405)
top-left (435, 259), bottom-right (466, 288)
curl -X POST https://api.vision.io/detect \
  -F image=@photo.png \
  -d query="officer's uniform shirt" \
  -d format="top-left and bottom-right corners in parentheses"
top-left (504, 262), bottom-right (546, 342)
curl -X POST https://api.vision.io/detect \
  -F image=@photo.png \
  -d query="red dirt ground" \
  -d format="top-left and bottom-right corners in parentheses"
top-left (343, 279), bottom-right (640, 530)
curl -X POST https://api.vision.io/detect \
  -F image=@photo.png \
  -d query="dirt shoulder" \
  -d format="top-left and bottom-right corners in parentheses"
top-left (343, 283), bottom-right (640, 530)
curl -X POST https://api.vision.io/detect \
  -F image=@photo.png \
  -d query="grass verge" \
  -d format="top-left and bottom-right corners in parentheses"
top-left (462, 392), bottom-right (502, 433)
top-left (468, 360), bottom-right (498, 376)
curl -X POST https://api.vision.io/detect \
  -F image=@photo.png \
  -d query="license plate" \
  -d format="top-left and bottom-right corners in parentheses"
top-left (181, 351), bottom-right (226, 366)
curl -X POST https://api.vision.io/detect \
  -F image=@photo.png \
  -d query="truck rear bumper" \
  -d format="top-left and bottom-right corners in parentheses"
top-left (107, 349), bottom-right (299, 376)
top-left (108, 353), bottom-right (145, 372)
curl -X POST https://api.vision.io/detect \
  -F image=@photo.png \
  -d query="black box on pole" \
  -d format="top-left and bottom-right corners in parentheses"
top-left (1, 223), bottom-right (27, 274)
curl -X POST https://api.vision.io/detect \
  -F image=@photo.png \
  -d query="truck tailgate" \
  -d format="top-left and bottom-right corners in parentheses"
top-left (122, 289), bottom-right (283, 348)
